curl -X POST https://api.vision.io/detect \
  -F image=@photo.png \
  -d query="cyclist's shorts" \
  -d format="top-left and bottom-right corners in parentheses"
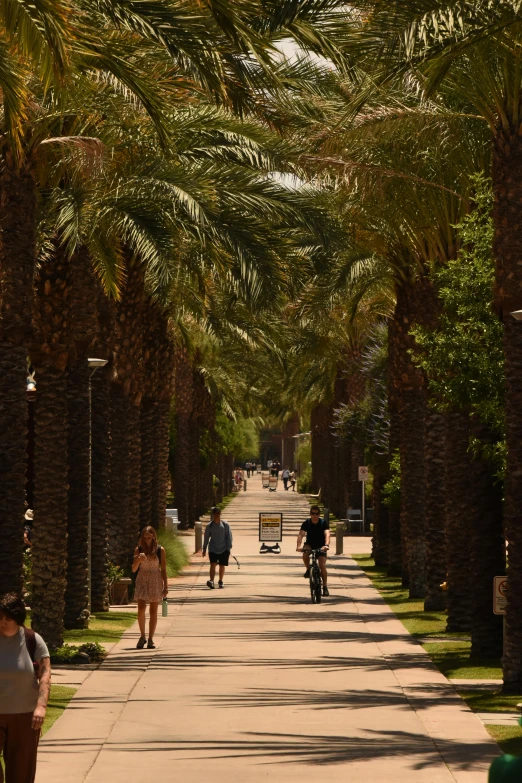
top-left (303, 545), bottom-right (327, 560)
top-left (209, 550), bottom-right (230, 566)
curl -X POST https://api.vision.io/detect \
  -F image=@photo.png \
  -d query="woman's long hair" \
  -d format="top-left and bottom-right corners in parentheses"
top-left (138, 526), bottom-right (158, 557)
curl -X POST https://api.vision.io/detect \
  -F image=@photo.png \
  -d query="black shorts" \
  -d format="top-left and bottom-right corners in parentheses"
top-left (209, 550), bottom-right (230, 566)
top-left (303, 545), bottom-right (327, 560)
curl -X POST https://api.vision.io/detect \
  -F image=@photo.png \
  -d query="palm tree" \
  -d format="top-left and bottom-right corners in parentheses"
top-left (29, 243), bottom-right (71, 648)
top-left (64, 247), bottom-right (100, 628)
top-left (335, 0), bottom-right (522, 691)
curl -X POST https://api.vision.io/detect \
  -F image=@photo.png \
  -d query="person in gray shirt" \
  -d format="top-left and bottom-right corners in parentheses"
top-left (0, 592), bottom-right (51, 782)
top-left (202, 507), bottom-right (233, 589)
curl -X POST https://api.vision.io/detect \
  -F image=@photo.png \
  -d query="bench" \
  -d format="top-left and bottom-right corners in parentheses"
top-left (340, 509), bottom-right (364, 535)
top-left (165, 508), bottom-right (179, 533)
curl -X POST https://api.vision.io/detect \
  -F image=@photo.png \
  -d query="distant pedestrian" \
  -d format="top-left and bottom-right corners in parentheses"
top-left (0, 592), bottom-right (51, 783)
top-left (290, 471), bottom-right (296, 491)
top-left (202, 507), bottom-right (233, 589)
top-left (132, 526), bottom-right (168, 650)
top-left (246, 462), bottom-right (251, 478)
top-left (282, 467), bottom-right (290, 490)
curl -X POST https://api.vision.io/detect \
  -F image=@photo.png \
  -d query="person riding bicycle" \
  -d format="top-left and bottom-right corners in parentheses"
top-left (296, 505), bottom-right (330, 597)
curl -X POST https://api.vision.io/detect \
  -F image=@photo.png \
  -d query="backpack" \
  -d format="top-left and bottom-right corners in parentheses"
top-left (132, 545), bottom-right (162, 585)
top-left (24, 627), bottom-right (40, 679)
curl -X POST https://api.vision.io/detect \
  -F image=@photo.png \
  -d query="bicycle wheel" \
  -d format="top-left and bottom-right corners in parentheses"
top-left (312, 566), bottom-right (322, 604)
top-left (309, 574), bottom-right (316, 603)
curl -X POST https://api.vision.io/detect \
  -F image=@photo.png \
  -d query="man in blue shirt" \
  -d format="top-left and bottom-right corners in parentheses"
top-left (296, 504), bottom-right (330, 596)
top-left (202, 507), bottom-right (233, 589)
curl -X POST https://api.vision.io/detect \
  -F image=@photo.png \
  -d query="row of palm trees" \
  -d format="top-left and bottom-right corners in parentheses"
top-left (260, 2), bottom-right (522, 693)
top-left (0, 0), bottom-right (347, 647)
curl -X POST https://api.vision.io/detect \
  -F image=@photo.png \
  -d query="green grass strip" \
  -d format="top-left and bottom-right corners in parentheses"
top-left (63, 610), bottom-right (137, 646)
top-left (487, 726), bottom-right (522, 757)
top-left (43, 684), bottom-right (77, 734)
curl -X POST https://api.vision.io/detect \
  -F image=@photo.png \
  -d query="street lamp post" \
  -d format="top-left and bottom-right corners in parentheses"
top-left (87, 358), bottom-right (108, 612)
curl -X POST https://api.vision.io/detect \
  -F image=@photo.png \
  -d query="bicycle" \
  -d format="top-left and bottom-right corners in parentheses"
top-left (302, 546), bottom-right (329, 604)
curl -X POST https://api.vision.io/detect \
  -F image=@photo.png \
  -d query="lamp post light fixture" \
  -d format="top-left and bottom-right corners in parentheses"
top-left (87, 358), bottom-right (108, 612)
top-left (511, 310), bottom-right (522, 321)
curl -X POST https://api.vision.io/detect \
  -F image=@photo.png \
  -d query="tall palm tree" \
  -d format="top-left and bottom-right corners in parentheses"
top-left (29, 242), bottom-right (71, 648)
top-left (64, 246), bottom-right (100, 628)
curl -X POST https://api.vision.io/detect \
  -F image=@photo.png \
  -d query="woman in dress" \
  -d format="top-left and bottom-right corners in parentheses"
top-left (132, 526), bottom-right (168, 649)
top-left (0, 592), bottom-right (51, 782)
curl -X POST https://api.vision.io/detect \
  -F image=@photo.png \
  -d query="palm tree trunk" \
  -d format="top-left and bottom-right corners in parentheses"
top-left (499, 316), bottom-right (522, 689)
top-left (492, 134), bottom-right (522, 691)
top-left (311, 403), bottom-right (331, 497)
top-left (469, 422), bottom-right (504, 658)
top-left (152, 400), bottom-right (171, 529)
top-left (140, 397), bottom-right (155, 527)
top-left (387, 311), bottom-right (402, 577)
top-left (349, 439), bottom-right (364, 512)
top-left (30, 247), bottom-right (70, 647)
top-left (399, 388), bottom-right (427, 597)
top-left (31, 369), bottom-right (69, 647)
top-left (386, 410), bottom-right (402, 577)
top-left (91, 365), bottom-right (111, 611)
top-left (0, 345), bottom-right (29, 594)
top-left (371, 466), bottom-right (389, 567)
top-left (64, 360), bottom-right (90, 629)
top-left (107, 385), bottom-right (131, 569)
top-left (174, 346), bottom-right (194, 528)
top-left (390, 273), bottom-right (438, 597)
top-left (0, 165), bottom-right (37, 594)
top-left (64, 246), bottom-right (102, 623)
top-left (128, 402), bottom-right (141, 546)
top-left (424, 408), bottom-right (447, 611)
top-left (444, 411), bottom-right (473, 633)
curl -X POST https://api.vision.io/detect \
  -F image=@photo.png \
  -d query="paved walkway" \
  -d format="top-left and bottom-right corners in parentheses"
top-left (37, 475), bottom-right (499, 782)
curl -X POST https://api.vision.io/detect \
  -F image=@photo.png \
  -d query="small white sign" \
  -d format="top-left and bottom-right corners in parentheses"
top-left (259, 512), bottom-right (283, 542)
top-left (493, 576), bottom-right (508, 615)
top-left (358, 466), bottom-right (369, 482)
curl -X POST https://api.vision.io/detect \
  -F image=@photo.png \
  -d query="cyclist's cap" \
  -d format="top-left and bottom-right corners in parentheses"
top-left (211, 506), bottom-right (221, 514)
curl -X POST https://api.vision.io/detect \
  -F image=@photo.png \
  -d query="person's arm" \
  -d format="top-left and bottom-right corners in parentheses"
top-left (226, 524), bottom-right (233, 551)
top-left (202, 524), bottom-right (210, 556)
top-left (32, 656), bottom-right (51, 730)
top-left (160, 547), bottom-right (168, 598)
top-left (131, 547), bottom-right (144, 573)
top-left (323, 528), bottom-right (331, 549)
top-left (296, 523), bottom-right (307, 551)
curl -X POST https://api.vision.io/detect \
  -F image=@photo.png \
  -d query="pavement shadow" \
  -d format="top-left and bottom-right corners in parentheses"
top-left (41, 729), bottom-right (493, 771)
top-left (141, 652), bottom-right (433, 673)
top-left (200, 684), bottom-right (466, 712)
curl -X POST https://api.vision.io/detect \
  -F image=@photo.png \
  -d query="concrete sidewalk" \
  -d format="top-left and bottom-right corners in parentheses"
top-left (37, 478), bottom-right (499, 782)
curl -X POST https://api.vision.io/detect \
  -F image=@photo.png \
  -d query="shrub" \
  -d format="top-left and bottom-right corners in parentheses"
top-left (157, 529), bottom-right (190, 577)
top-left (297, 465), bottom-right (313, 493)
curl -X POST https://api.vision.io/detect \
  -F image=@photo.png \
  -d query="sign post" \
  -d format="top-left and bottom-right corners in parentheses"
top-left (358, 466), bottom-right (369, 532)
top-left (493, 576), bottom-right (508, 657)
top-left (259, 512), bottom-right (283, 553)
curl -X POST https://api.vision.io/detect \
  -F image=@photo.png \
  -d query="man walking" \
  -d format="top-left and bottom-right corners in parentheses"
top-left (282, 466), bottom-right (290, 490)
top-left (202, 507), bottom-right (233, 589)
top-left (296, 504), bottom-right (330, 597)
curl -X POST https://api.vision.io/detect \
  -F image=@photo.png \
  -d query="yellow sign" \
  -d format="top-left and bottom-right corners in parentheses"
top-left (259, 512), bottom-right (283, 542)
